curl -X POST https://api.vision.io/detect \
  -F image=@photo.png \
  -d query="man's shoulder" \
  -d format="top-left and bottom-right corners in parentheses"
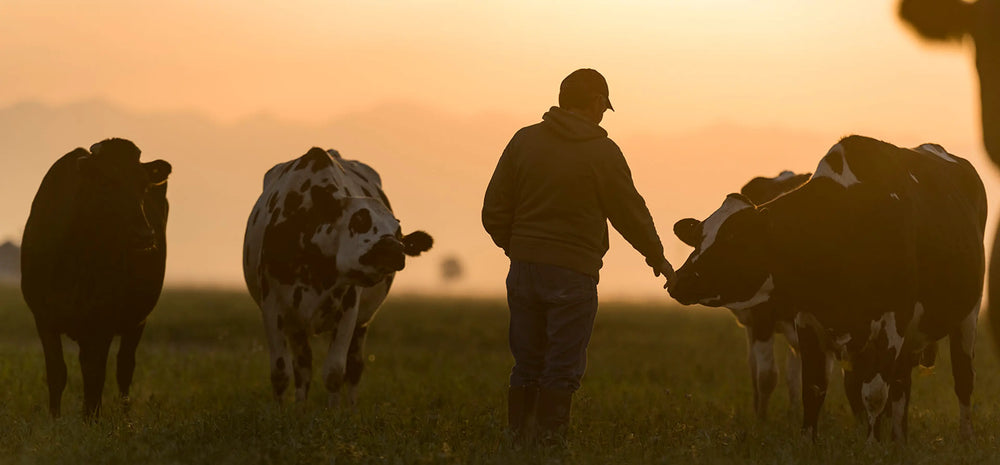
top-left (512, 122), bottom-right (547, 138)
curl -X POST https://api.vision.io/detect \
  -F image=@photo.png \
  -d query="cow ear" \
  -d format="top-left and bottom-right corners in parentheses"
top-left (144, 160), bottom-right (172, 185)
top-left (76, 155), bottom-right (96, 176)
top-left (402, 231), bottom-right (433, 256)
top-left (673, 218), bottom-right (701, 248)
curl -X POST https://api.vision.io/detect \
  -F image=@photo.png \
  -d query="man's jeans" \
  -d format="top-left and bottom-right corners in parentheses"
top-left (506, 260), bottom-right (599, 392)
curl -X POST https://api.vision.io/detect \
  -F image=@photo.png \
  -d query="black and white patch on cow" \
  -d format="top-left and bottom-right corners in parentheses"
top-left (690, 170), bottom-right (812, 419)
top-left (243, 147), bottom-right (432, 407)
top-left (670, 135), bottom-right (986, 442)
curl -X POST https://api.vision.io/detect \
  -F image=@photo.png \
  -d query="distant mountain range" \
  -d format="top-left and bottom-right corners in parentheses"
top-left (0, 100), bottom-right (991, 298)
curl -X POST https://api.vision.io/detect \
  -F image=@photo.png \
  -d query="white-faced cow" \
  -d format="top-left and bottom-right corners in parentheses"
top-left (21, 138), bottom-right (171, 418)
top-left (669, 135), bottom-right (986, 442)
top-left (243, 147), bottom-right (432, 407)
top-left (712, 170), bottom-right (810, 419)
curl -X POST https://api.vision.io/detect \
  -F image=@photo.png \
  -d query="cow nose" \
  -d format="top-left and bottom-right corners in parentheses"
top-left (667, 270), bottom-right (699, 305)
top-left (372, 236), bottom-right (405, 272)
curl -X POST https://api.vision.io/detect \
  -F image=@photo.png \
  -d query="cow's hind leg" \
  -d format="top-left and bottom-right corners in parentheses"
top-left (35, 320), bottom-right (67, 418)
top-left (795, 321), bottom-right (828, 440)
top-left (323, 287), bottom-right (361, 408)
top-left (116, 322), bottom-right (146, 410)
top-left (344, 325), bottom-right (370, 409)
top-left (265, 311), bottom-right (292, 403)
top-left (78, 333), bottom-right (114, 418)
top-left (951, 302), bottom-right (978, 440)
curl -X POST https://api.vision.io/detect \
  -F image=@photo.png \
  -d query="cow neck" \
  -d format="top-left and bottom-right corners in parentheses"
top-left (756, 180), bottom-right (827, 296)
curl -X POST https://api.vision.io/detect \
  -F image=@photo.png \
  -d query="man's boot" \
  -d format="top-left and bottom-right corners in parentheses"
top-left (507, 385), bottom-right (538, 446)
top-left (536, 387), bottom-right (573, 446)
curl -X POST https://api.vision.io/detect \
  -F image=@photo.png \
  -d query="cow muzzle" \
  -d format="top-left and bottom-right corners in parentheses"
top-left (360, 236), bottom-right (406, 273)
top-left (667, 269), bottom-right (704, 306)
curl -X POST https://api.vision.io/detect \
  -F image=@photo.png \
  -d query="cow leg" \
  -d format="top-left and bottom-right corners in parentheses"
top-left (289, 328), bottom-right (313, 403)
top-left (746, 326), bottom-right (777, 420)
top-left (78, 334), bottom-right (113, 418)
top-left (35, 320), bottom-right (66, 418)
top-left (323, 286), bottom-right (361, 408)
top-left (888, 353), bottom-right (914, 443)
top-left (843, 367), bottom-right (866, 424)
top-left (116, 322), bottom-right (146, 409)
top-left (778, 322), bottom-right (801, 415)
top-left (796, 323), bottom-right (828, 440)
top-left (859, 313), bottom-right (901, 443)
top-left (263, 303), bottom-right (292, 403)
top-left (344, 325), bottom-right (369, 409)
top-left (951, 303), bottom-right (978, 440)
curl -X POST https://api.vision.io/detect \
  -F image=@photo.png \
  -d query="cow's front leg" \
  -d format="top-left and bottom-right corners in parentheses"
top-left (746, 326), bottom-right (777, 420)
top-left (858, 312), bottom-right (902, 443)
top-left (116, 322), bottom-right (146, 411)
top-left (843, 367), bottom-right (866, 424)
top-left (344, 325), bottom-right (370, 409)
top-left (323, 286), bottom-right (361, 408)
top-left (888, 353), bottom-right (914, 443)
top-left (34, 319), bottom-right (67, 418)
top-left (79, 333), bottom-right (114, 418)
top-left (796, 321), bottom-right (828, 440)
top-left (777, 321), bottom-right (802, 415)
top-left (951, 302), bottom-right (978, 439)
top-left (289, 327), bottom-right (313, 403)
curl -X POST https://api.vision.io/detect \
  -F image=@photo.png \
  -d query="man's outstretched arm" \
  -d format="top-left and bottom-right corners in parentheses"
top-left (596, 145), bottom-right (675, 287)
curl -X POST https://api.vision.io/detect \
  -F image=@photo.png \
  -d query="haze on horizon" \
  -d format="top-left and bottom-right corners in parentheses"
top-left (1, 0), bottom-right (995, 299)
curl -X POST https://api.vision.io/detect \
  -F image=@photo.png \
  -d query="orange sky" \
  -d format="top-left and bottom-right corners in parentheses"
top-left (1, 1), bottom-right (982, 135)
top-left (0, 0), bottom-right (994, 298)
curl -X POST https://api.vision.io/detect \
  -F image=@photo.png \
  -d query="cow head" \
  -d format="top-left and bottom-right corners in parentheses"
top-left (77, 138), bottom-right (171, 251)
top-left (330, 198), bottom-right (433, 286)
top-left (669, 193), bottom-right (772, 310)
top-left (740, 171), bottom-right (811, 205)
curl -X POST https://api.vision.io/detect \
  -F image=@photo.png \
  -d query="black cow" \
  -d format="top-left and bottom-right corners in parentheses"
top-left (670, 136), bottom-right (986, 442)
top-left (21, 138), bottom-right (171, 418)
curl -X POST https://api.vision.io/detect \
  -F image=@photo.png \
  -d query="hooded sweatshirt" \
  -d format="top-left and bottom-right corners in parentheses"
top-left (482, 106), bottom-right (665, 278)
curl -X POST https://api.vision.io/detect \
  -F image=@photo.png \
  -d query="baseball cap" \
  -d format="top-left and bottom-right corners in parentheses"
top-left (560, 68), bottom-right (615, 111)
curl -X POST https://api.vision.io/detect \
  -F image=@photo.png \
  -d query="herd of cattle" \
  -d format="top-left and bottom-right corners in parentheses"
top-left (15, 133), bottom-right (988, 445)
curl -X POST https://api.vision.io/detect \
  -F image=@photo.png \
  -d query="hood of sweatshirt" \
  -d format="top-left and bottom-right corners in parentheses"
top-left (541, 106), bottom-right (608, 141)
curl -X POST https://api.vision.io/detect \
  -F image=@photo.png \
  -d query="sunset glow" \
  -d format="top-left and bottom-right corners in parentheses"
top-left (0, 0), bottom-right (990, 298)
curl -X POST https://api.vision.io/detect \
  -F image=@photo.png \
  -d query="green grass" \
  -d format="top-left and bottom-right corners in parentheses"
top-left (2, 285), bottom-right (1000, 464)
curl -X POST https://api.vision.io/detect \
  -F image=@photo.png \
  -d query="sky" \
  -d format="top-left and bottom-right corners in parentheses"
top-left (0, 0), bottom-right (992, 298)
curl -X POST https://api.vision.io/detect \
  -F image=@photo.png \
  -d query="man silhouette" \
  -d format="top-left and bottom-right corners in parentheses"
top-left (483, 68), bottom-right (675, 445)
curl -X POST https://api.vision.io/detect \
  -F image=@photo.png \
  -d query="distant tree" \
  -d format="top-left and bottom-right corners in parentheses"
top-left (440, 255), bottom-right (464, 283)
top-left (0, 240), bottom-right (19, 283)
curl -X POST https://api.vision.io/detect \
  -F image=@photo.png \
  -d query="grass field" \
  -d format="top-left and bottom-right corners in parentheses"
top-left (2, 286), bottom-right (1000, 464)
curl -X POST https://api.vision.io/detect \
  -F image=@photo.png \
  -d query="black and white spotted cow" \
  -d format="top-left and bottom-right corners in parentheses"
top-left (669, 136), bottom-right (986, 442)
top-left (243, 147), bottom-right (433, 407)
top-left (718, 171), bottom-right (811, 419)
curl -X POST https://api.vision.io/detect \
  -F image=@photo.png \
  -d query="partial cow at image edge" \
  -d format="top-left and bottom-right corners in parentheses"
top-left (670, 135), bottom-right (986, 443)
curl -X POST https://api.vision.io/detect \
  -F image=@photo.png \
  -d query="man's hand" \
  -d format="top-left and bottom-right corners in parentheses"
top-left (651, 258), bottom-right (676, 290)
